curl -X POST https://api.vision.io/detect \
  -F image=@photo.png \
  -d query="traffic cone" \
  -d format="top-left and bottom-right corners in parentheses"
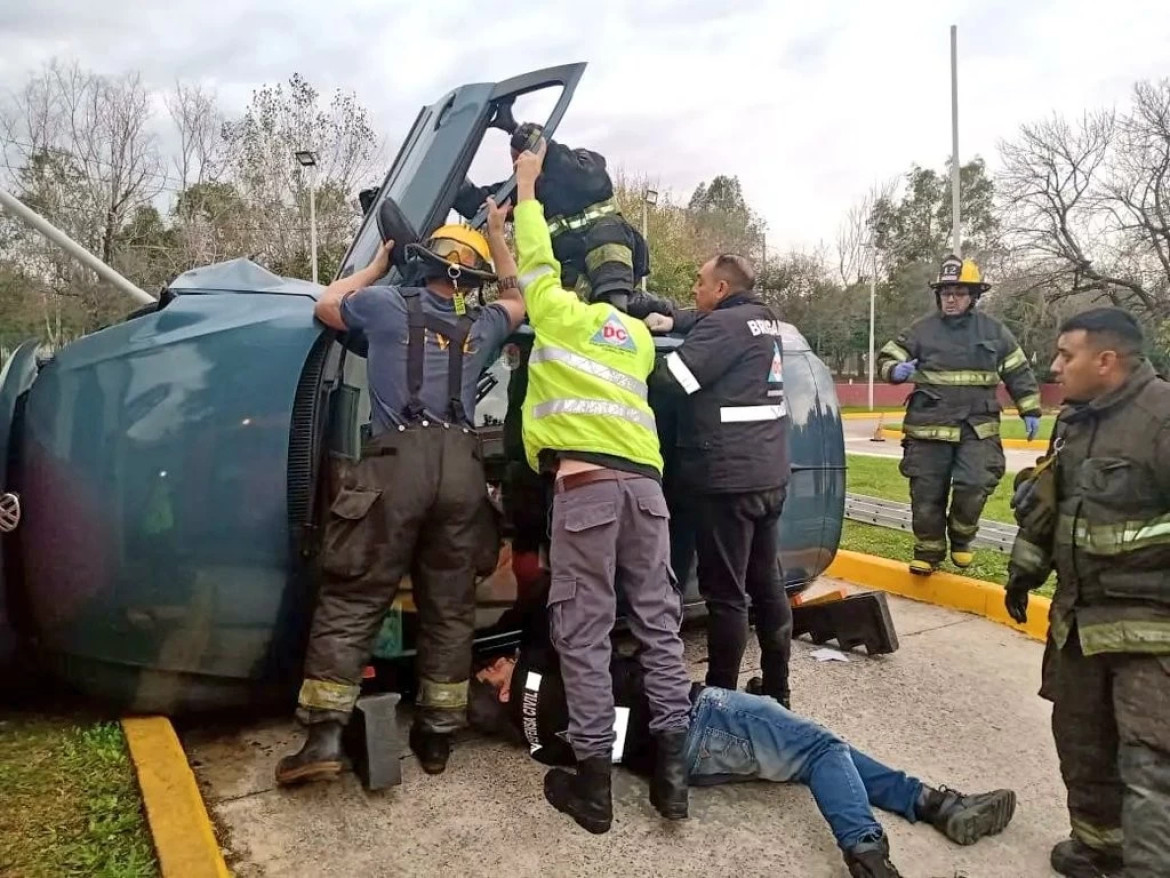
top-left (870, 414), bottom-right (886, 442)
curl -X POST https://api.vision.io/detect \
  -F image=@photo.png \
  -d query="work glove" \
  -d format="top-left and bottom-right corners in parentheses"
top-left (1004, 577), bottom-right (1031, 624)
top-left (890, 359), bottom-right (918, 383)
top-left (1024, 415), bottom-right (1041, 441)
top-left (644, 313), bottom-right (674, 334)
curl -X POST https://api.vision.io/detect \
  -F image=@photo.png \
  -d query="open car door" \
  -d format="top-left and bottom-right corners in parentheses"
top-left (336, 63), bottom-right (587, 282)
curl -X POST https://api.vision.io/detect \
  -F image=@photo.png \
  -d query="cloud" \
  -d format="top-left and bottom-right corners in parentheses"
top-left (1, 0), bottom-right (1167, 254)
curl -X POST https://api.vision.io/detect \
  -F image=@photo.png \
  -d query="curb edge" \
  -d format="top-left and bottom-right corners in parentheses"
top-left (825, 549), bottom-right (1050, 642)
top-left (122, 716), bottom-right (230, 878)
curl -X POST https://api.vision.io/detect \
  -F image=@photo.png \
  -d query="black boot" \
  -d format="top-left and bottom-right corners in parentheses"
top-left (745, 674), bottom-right (790, 709)
top-left (1050, 837), bottom-right (1124, 877)
top-left (843, 832), bottom-right (902, 877)
top-left (544, 756), bottom-right (613, 834)
top-left (649, 730), bottom-right (689, 820)
top-left (275, 721), bottom-right (345, 786)
top-left (409, 725), bottom-right (451, 775)
top-left (915, 784), bottom-right (1017, 845)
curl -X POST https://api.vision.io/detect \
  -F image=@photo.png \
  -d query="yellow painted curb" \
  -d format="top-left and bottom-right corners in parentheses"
top-left (879, 428), bottom-right (1047, 451)
top-left (122, 716), bottom-right (230, 878)
top-left (825, 549), bottom-right (1051, 642)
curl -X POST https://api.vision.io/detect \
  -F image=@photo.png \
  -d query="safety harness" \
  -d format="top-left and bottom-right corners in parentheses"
top-left (401, 288), bottom-right (475, 425)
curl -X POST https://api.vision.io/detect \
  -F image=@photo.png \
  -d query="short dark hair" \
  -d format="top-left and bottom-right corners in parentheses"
top-left (712, 253), bottom-right (756, 293)
top-left (466, 676), bottom-right (525, 744)
top-left (1059, 307), bottom-right (1144, 360)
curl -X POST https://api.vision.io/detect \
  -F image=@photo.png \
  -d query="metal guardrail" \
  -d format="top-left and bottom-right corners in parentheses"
top-left (845, 493), bottom-right (1018, 554)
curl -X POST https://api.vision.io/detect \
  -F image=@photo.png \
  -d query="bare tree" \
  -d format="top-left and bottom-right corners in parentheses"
top-left (997, 79), bottom-right (1170, 319)
top-left (835, 176), bottom-right (898, 286)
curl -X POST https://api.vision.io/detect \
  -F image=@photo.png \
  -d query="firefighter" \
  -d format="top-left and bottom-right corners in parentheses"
top-left (275, 209), bottom-right (526, 785)
top-left (644, 257), bottom-right (793, 707)
top-left (876, 255), bottom-right (1042, 575)
top-left (511, 138), bottom-right (693, 834)
top-left (454, 122), bottom-right (650, 314)
top-left (1004, 307), bottom-right (1170, 878)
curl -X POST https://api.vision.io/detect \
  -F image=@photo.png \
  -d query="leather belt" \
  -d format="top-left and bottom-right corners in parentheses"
top-left (554, 468), bottom-right (642, 494)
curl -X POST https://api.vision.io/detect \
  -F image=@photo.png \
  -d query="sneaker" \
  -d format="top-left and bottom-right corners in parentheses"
top-left (916, 784), bottom-right (1016, 845)
top-left (843, 832), bottom-right (903, 877)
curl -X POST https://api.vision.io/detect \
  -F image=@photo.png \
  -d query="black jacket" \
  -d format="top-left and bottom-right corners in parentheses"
top-left (651, 294), bottom-right (792, 493)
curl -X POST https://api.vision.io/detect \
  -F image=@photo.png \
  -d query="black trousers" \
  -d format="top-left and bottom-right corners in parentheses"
top-left (694, 488), bottom-right (792, 700)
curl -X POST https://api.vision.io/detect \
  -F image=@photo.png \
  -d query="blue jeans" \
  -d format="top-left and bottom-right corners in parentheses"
top-left (685, 687), bottom-right (924, 850)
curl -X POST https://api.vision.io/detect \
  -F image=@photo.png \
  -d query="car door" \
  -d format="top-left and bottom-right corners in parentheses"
top-left (336, 63), bottom-right (587, 281)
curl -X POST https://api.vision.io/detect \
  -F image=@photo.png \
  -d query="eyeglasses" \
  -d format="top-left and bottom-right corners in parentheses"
top-left (429, 238), bottom-right (490, 272)
top-left (938, 289), bottom-right (972, 300)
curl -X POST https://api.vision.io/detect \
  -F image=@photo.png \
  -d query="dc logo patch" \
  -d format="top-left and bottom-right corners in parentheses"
top-left (591, 314), bottom-right (637, 351)
top-left (768, 342), bottom-right (784, 383)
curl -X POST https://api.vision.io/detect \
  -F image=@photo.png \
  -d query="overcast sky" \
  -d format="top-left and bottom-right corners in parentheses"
top-left (2, 0), bottom-right (1167, 253)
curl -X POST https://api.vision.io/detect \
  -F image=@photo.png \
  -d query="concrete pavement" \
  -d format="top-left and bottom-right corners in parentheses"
top-left (844, 416), bottom-right (1039, 472)
top-left (184, 584), bottom-right (1069, 878)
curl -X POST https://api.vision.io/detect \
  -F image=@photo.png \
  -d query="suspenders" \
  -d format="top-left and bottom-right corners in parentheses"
top-left (401, 289), bottom-right (475, 425)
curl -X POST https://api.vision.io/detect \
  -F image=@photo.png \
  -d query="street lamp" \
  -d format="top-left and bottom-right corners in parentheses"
top-left (295, 150), bottom-right (320, 284)
top-left (641, 188), bottom-right (658, 291)
top-left (867, 239), bottom-right (878, 411)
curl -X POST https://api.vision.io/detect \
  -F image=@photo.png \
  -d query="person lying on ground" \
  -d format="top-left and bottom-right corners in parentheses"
top-left (467, 623), bottom-right (1017, 878)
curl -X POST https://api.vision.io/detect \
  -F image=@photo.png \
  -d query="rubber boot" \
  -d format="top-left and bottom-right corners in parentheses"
top-left (409, 725), bottom-right (451, 775)
top-left (915, 784), bottom-right (1017, 845)
top-left (908, 559), bottom-right (938, 576)
top-left (950, 548), bottom-right (975, 569)
top-left (843, 832), bottom-right (903, 877)
top-left (649, 730), bottom-right (689, 820)
top-left (544, 756), bottom-right (613, 834)
top-left (275, 721), bottom-right (345, 786)
top-left (1050, 837), bottom-right (1124, 877)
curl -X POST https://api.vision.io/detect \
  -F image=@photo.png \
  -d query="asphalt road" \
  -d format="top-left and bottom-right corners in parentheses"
top-left (185, 584), bottom-right (1068, 878)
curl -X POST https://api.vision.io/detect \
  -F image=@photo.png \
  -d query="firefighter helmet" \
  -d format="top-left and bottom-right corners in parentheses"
top-left (930, 254), bottom-right (991, 294)
top-left (407, 224), bottom-right (496, 289)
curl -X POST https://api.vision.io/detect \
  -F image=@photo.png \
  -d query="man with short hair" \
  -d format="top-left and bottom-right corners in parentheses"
top-left (276, 204), bottom-right (525, 785)
top-left (646, 253), bottom-right (794, 707)
top-left (467, 624), bottom-right (1017, 878)
top-left (1005, 307), bottom-right (1170, 878)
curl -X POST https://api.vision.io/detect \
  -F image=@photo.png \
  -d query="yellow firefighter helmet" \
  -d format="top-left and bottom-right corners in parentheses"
top-left (407, 224), bottom-right (496, 288)
top-left (930, 254), bottom-right (991, 294)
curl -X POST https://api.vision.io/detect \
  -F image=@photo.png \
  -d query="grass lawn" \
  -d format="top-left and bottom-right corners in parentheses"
top-left (842, 453), bottom-right (1056, 597)
top-left (884, 414), bottom-right (1057, 441)
top-left (0, 711), bottom-right (158, 878)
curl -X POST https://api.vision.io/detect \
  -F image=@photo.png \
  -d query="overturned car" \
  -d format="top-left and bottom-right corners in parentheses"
top-left (0, 63), bottom-right (847, 715)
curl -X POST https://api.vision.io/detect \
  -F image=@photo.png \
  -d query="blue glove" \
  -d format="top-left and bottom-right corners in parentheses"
top-left (890, 359), bottom-right (918, 383)
top-left (1024, 415), bottom-right (1041, 441)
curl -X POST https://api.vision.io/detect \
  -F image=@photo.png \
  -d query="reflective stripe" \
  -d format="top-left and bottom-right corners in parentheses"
top-left (950, 519), bottom-right (979, 538)
top-left (530, 345), bottom-right (648, 399)
top-left (973, 421), bottom-right (1001, 439)
top-left (1058, 511), bottom-right (1170, 556)
top-left (1015, 393), bottom-right (1041, 414)
top-left (585, 242), bottom-right (632, 272)
top-left (665, 352), bottom-right (701, 395)
top-left (418, 678), bottom-right (468, 710)
top-left (913, 369), bottom-right (1001, 386)
top-left (719, 403), bottom-right (787, 423)
top-left (999, 347), bottom-right (1028, 373)
top-left (1080, 619), bottom-right (1170, 655)
top-left (879, 341), bottom-right (910, 363)
top-left (519, 265), bottom-right (555, 291)
top-left (915, 538), bottom-right (948, 552)
top-left (524, 671), bottom-right (543, 754)
top-left (1070, 816), bottom-right (1124, 851)
top-left (547, 198), bottom-right (619, 235)
top-left (532, 398), bottom-right (657, 434)
top-left (1010, 536), bottom-right (1050, 573)
top-left (903, 424), bottom-right (961, 442)
top-left (611, 707), bottom-right (630, 763)
top-left (298, 679), bottom-right (360, 713)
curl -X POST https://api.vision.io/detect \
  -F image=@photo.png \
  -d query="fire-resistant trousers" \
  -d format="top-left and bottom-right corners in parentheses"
top-left (296, 425), bottom-right (488, 735)
top-left (693, 488), bottom-right (792, 701)
top-left (899, 427), bottom-right (1005, 564)
top-left (1040, 636), bottom-right (1170, 877)
top-left (547, 473), bottom-right (693, 761)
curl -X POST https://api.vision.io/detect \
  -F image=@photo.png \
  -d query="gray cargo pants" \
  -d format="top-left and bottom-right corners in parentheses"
top-left (548, 471), bottom-right (693, 761)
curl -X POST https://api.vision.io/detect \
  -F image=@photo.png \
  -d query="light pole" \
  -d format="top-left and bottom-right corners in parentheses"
top-left (868, 240), bottom-right (878, 411)
top-left (641, 187), bottom-right (658, 291)
top-left (295, 150), bottom-right (320, 284)
top-left (950, 25), bottom-right (962, 255)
